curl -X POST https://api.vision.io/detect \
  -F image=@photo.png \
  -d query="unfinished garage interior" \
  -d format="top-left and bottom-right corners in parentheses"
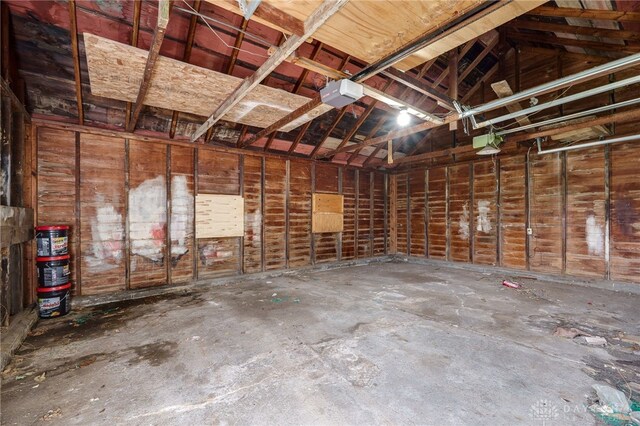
top-left (1, 0), bottom-right (640, 423)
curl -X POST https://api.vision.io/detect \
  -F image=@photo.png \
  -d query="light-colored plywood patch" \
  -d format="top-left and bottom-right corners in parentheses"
top-left (312, 193), bottom-right (344, 233)
top-left (83, 34), bottom-right (331, 132)
top-left (196, 194), bottom-right (244, 238)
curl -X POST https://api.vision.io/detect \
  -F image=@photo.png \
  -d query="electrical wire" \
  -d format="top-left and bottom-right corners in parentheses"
top-left (180, 0), bottom-right (271, 59)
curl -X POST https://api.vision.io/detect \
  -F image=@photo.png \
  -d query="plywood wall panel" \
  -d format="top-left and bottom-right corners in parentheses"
top-left (79, 134), bottom-right (126, 294)
top-left (499, 156), bottom-right (526, 269)
top-left (36, 128), bottom-right (78, 292)
top-left (196, 150), bottom-right (241, 277)
top-left (288, 161), bottom-right (311, 267)
top-left (397, 173), bottom-right (409, 255)
top-left (473, 160), bottom-right (497, 265)
top-left (409, 170), bottom-right (426, 257)
top-left (128, 141), bottom-right (167, 288)
top-left (169, 146), bottom-right (195, 283)
top-left (529, 154), bottom-right (563, 273)
top-left (611, 142), bottom-right (640, 281)
top-left (357, 171), bottom-right (372, 258)
top-left (449, 164), bottom-right (471, 263)
top-left (243, 155), bottom-right (262, 273)
top-left (566, 148), bottom-right (606, 278)
top-left (314, 163), bottom-right (340, 263)
top-left (427, 168), bottom-right (446, 259)
top-left (341, 168), bottom-right (356, 261)
top-left (264, 157), bottom-right (287, 270)
top-left (372, 172), bottom-right (386, 256)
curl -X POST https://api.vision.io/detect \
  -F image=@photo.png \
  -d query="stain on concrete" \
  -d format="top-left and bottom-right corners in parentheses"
top-left (130, 341), bottom-right (178, 367)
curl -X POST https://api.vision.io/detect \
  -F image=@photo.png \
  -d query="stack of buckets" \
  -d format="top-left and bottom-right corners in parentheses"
top-left (35, 225), bottom-right (72, 318)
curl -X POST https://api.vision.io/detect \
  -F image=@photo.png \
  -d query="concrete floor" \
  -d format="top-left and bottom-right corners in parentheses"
top-left (2, 261), bottom-right (639, 425)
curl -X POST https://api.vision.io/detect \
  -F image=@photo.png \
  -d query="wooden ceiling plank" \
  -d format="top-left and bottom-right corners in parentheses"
top-left (68, 0), bottom-right (84, 125)
top-left (126, 0), bottom-right (172, 133)
top-left (124, 0), bottom-right (142, 130)
top-left (190, 0), bottom-right (349, 142)
top-left (170, 0), bottom-right (201, 139)
top-left (528, 5), bottom-right (640, 22)
top-left (216, 0), bottom-right (305, 36)
top-left (508, 18), bottom-right (640, 42)
top-left (490, 80), bottom-right (531, 126)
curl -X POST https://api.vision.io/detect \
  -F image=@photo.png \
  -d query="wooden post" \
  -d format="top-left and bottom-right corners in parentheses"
top-left (389, 174), bottom-right (397, 254)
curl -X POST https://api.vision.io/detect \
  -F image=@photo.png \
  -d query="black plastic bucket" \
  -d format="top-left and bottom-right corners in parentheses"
top-left (36, 255), bottom-right (70, 287)
top-left (36, 225), bottom-right (69, 257)
top-left (37, 283), bottom-right (71, 319)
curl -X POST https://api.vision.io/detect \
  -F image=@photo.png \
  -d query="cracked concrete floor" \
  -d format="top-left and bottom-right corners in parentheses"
top-left (2, 262), bottom-right (639, 425)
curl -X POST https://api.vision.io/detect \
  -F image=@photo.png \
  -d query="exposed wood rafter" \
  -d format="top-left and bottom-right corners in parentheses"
top-left (169, 0), bottom-right (201, 139)
top-left (508, 19), bottom-right (640, 42)
top-left (190, 0), bottom-right (349, 142)
top-left (126, 0), bottom-right (172, 133)
top-left (507, 31), bottom-right (639, 55)
top-left (68, 0), bottom-right (84, 125)
top-left (124, 0), bottom-right (142, 130)
top-left (528, 5), bottom-right (640, 22)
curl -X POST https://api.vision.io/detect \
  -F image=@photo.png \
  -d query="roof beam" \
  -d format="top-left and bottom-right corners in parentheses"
top-left (382, 68), bottom-right (456, 110)
top-left (124, 0), bottom-right (142, 130)
top-left (287, 121), bottom-right (312, 155)
top-left (349, 116), bottom-right (390, 166)
top-left (126, 0), bottom-right (172, 132)
top-left (68, 0), bottom-right (84, 125)
top-left (265, 41), bottom-right (324, 152)
top-left (169, 0), bottom-right (201, 139)
top-left (392, 106), bottom-right (640, 166)
top-left (213, 0), bottom-right (305, 36)
top-left (507, 19), bottom-right (640, 42)
top-left (190, 0), bottom-right (349, 142)
top-left (507, 31), bottom-right (640, 55)
top-left (528, 5), bottom-right (640, 22)
top-left (459, 36), bottom-right (498, 82)
top-left (310, 107), bottom-right (348, 158)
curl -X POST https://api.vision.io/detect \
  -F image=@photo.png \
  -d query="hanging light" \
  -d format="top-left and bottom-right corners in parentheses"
top-left (397, 109), bottom-right (411, 126)
top-left (477, 145), bottom-right (501, 155)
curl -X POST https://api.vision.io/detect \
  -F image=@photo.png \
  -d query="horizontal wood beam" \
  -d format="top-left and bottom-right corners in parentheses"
top-left (190, 0), bottom-right (348, 142)
top-left (382, 68), bottom-right (456, 110)
top-left (126, 0), bottom-right (172, 132)
top-left (528, 5), bottom-right (640, 22)
top-left (508, 19), bottom-right (640, 42)
top-left (391, 106), bottom-right (640, 166)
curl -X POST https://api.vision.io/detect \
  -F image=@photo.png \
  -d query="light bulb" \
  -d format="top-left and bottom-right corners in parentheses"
top-left (397, 109), bottom-right (411, 126)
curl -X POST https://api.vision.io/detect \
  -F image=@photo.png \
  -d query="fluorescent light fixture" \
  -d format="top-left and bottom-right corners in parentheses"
top-left (397, 109), bottom-right (411, 126)
top-left (477, 145), bottom-right (501, 155)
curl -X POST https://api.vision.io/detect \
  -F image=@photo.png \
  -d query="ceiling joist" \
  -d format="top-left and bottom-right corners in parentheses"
top-left (190, 0), bottom-right (349, 142)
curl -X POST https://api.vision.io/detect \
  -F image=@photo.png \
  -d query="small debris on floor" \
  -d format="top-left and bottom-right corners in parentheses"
top-left (554, 326), bottom-right (589, 339)
top-left (502, 280), bottom-right (522, 289)
top-left (576, 336), bottom-right (608, 346)
top-left (34, 373), bottom-right (46, 383)
top-left (588, 384), bottom-right (640, 425)
top-left (42, 408), bottom-right (62, 421)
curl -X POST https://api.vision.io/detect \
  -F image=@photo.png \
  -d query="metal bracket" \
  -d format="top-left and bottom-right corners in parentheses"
top-left (237, 0), bottom-right (262, 20)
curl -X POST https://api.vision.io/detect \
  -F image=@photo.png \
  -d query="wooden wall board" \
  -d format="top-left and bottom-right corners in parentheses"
top-left (198, 150), bottom-right (240, 195)
top-left (243, 155), bottom-right (263, 273)
top-left (36, 128), bottom-right (78, 293)
top-left (372, 172), bottom-right (386, 256)
top-left (566, 148), bottom-right (606, 278)
top-left (313, 213), bottom-right (344, 234)
top-left (529, 153), bottom-right (563, 273)
top-left (396, 173), bottom-right (409, 255)
top-left (341, 168), bottom-right (356, 261)
top-left (499, 155), bottom-right (527, 269)
top-left (313, 193), bottom-right (344, 234)
top-left (449, 164), bottom-right (471, 263)
top-left (314, 163), bottom-right (340, 262)
top-left (83, 34), bottom-right (331, 132)
top-left (170, 145), bottom-right (195, 283)
top-left (315, 163), bottom-right (339, 192)
top-left (427, 168), bottom-right (447, 259)
top-left (197, 237), bottom-right (241, 278)
top-left (195, 194), bottom-right (244, 238)
top-left (472, 160), bottom-right (498, 266)
top-left (264, 157), bottom-right (287, 270)
top-left (79, 133), bottom-right (126, 294)
top-left (610, 142), bottom-right (640, 282)
top-left (409, 169), bottom-right (426, 257)
top-left (288, 161), bottom-right (311, 267)
top-left (357, 172), bottom-right (371, 257)
top-left (128, 140), bottom-right (167, 289)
